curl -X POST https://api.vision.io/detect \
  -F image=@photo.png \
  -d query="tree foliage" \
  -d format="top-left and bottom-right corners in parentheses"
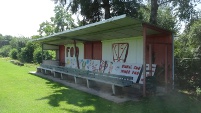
top-left (52, 0), bottom-right (142, 24)
top-left (52, 0), bottom-right (201, 27)
top-left (9, 48), bottom-right (18, 59)
top-left (175, 18), bottom-right (201, 91)
top-left (9, 37), bottom-right (28, 51)
top-left (18, 42), bottom-right (35, 63)
top-left (33, 48), bottom-right (53, 63)
top-left (139, 5), bottom-right (179, 33)
top-left (38, 5), bottom-right (75, 36)
top-left (148, 0), bottom-right (201, 24)
top-left (38, 21), bottom-right (55, 36)
top-left (0, 45), bottom-right (11, 57)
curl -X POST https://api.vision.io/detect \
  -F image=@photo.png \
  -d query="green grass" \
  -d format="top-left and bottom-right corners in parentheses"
top-left (0, 58), bottom-right (201, 113)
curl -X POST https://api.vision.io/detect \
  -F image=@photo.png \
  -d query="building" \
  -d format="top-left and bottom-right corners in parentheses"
top-left (34, 14), bottom-right (174, 96)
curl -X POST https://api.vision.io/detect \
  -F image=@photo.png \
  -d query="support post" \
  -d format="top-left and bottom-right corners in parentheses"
top-left (87, 79), bottom-right (90, 88)
top-left (112, 84), bottom-right (115, 95)
top-left (149, 44), bottom-right (152, 76)
top-left (143, 24), bottom-right (147, 97)
top-left (42, 43), bottom-right (44, 64)
top-left (172, 34), bottom-right (175, 89)
top-left (165, 45), bottom-right (168, 92)
top-left (73, 40), bottom-right (80, 69)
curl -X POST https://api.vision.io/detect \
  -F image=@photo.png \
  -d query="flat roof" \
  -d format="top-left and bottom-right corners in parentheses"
top-left (33, 14), bottom-right (171, 45)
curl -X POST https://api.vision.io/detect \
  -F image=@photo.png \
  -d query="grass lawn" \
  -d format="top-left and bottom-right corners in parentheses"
top-left (0, 58), bottom-right (201, 113)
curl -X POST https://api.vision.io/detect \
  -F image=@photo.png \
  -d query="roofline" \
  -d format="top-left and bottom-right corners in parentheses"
top-left (33, 14), bottom-right (127, 42)
top-left (142, 23), bottom-right (172, 34)
top-left (33, 14), bottom-right (173, 42)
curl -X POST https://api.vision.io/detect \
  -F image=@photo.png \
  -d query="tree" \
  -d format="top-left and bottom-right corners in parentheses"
top-left (110, 0), bottom-right (141, 18)
top-left (0, 35), bottom-right (11, 48)
top-left (148, 0), bottom-right (201, 24)
top-left (0, 45), bottom-right (11, 57)
top-left (139, 5), bottom-right (179, 33)
top-left (53, 5), bottom-right (75, 32)
top-left (174, 18), bottom-right (201, 91)
top-left (18, 42), bottom-right (35, 63)
top-left (38, 21), bottom-right (55, 36)
top-left (38, 5), bottom-right (75, 36)
top-left (9, 48), bottom-right (18, 59)
top-left (9, 37), bottom-right (28, 52)
top-left (52, 0), bottom-right (142, 24)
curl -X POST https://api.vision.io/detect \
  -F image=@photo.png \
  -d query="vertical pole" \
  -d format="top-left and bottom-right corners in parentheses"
top-left (73, 40), bottom-right (80, 69)
top-left (56, 49), bottom-right (59, 61)
top-left (165, 45), bottom-right (168, 92)
top-left (149, 44), bottom-right (152, 76)
top-left (42, 43), bottom-right (44, 64)
top-left (143, 24), bottom-right (147, 97)
top-left (172, 34), bottom-right (175, 89)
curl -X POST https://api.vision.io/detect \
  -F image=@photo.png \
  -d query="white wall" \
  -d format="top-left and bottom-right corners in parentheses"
top-left (65, 43), bottom-right (84, 61)
top-left (43, 44), bottom-right (59, 50)
top-left (102, 37), bottom-right (143, 64)
top-left (64, 37), bottom-right (143, 64)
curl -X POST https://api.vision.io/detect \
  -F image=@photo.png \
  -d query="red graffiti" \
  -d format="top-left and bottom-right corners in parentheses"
top-left (66, 46), bottom-right (79, 57)
top-left (134, 66), bottom-right (141, 70)
top-left (122, 65), bottom-right (131, 69)
top-left (121, 70), bottom-right (130, 74)
top-left (132, 71), bottom-right (139, 75)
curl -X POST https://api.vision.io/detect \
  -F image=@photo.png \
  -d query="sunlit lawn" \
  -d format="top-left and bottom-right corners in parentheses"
top-left (0, 58), bottom-right (201, 113)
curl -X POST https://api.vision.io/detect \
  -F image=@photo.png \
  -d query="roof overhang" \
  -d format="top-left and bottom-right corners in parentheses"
top-left (33, 14), bottom-right (172, 45)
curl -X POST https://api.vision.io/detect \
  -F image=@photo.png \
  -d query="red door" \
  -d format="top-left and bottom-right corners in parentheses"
top-left (59, 45), bottom-right (65, 66)
top-left (84, 41), bottom-right (102, 60)
top-left (84, 43), bottom-right (93, 59)
top-left (93, 42), bottom-right (102, 60)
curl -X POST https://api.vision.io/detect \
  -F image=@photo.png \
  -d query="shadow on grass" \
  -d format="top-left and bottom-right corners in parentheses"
top-left (33, 74), bottom-right (201, 113)
top-left (35, 77), bottom-right (121, 113)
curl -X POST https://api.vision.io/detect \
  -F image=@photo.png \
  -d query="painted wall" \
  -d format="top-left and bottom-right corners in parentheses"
top-left (64, 37), bottom-right (143, 65)
top-left (102, 37), bottom-right (143, 64)
top-left (65, 43), bottom-right (84, 65)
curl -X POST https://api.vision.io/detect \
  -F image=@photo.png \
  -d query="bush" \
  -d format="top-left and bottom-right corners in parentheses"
top-left (33, 48), bottom-right (54, 64)
top-left (175, 58), bottom-right (201, 91)
top-left (0, 45), bottom-right (12, 57)
top-left (9, 48), bottom-right (18, 59)
top-left (33, 48), bottom-right (42, 63)
top-left (18, 42), bottom-right (35, 63)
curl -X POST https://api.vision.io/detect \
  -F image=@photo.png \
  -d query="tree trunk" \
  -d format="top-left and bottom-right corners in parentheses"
top-left (102, 0), bottom-right (110, 19)
top-left (150, 0), bottom-right (159, 24)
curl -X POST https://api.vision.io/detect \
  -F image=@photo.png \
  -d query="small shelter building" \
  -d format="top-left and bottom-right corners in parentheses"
top-left (34, 14), bottom-right (174, 96)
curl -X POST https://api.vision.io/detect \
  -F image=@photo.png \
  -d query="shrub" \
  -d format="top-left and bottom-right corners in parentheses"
top-left (33, 48), bottom-right (54, 64)
top-left (0, 45), bottom-right (11, 57)
top-left (18, 42), bottom-right (35, 63)
top-left (33, 48), bottom-right (42, 63)
top-left (175, 58), bottom-right (201, 91)
top-left (9, 48), bottom-right (18, 59)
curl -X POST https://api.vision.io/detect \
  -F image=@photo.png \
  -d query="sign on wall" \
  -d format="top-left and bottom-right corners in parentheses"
top-left (66, 46), bottom-right (79, 58)
top-left (112, 43), bottom-right (129, 62)
top-left (65, 58), bottom-right (156, 84)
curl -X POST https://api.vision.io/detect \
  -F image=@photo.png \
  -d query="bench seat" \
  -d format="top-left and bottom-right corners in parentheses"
top-left (37, 65), bottom-right (134, 95)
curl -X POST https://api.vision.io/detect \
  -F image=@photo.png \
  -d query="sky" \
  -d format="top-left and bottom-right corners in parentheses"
top-left (0, 0), bottom-right (55, 37)
top-left (0, 1), bottom-right (200, 37)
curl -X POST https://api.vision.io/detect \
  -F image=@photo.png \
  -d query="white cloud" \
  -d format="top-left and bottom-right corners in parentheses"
top-left (0, 0), bottom-right (55, 37)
